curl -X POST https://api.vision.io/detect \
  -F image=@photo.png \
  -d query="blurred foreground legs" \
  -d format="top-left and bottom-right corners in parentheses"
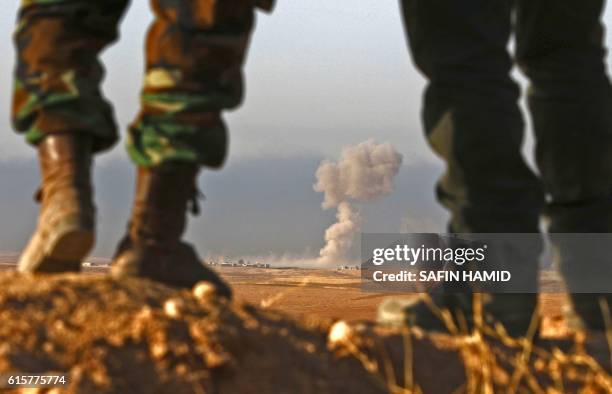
top-left (395, 0), bottom-right (543, 337)
top-left (12, 0), bottom-right (271, 294)
top-left (392, 0), bottom-right (612, 334)
top-left (517, 0), bottom-right (612, 330)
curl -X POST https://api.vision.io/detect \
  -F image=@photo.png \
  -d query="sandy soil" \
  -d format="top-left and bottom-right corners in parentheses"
top-left (0, 261), bottom-right (575, 338)
top-left (0, 272), bottom-right (387, 393)
top-left (0, 261), bottom-right (608, 393)
top-left (218, 267), bottom-right (571, 338)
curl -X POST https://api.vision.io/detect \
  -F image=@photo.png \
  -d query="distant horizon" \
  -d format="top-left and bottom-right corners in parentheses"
top-left (0, 156), bottom-right (446, 267)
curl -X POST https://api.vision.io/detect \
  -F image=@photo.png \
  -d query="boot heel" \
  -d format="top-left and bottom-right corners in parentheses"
top-left (19, 215), bottom-right (94, 273)
top-left (46, 226), bottom-right (95, 263)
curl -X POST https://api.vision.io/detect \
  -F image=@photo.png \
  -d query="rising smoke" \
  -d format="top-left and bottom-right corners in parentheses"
top-left (318, 202), bottom-right (362, 266)
top-left (314, 140), bottom-right (403, 266)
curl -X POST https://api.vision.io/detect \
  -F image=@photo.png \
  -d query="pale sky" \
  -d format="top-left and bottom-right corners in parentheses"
top-left (2, 2), bottom-right (612, 262)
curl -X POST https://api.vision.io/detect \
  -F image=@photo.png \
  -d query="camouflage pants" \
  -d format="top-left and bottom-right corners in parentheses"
top-left (401, 0), bottom-right (612, 298)
top-left (13, 0), bottom-right (274, 168)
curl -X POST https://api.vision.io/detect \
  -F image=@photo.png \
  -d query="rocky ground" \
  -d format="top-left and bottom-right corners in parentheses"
top-left (0, 271), bottom-right (609, 393)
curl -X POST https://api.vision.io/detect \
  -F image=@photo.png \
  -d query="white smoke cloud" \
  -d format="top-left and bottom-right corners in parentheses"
top-left (314, 139), bottom-right (403, 209)
top-left (314, 140), bottom-right (403, 266)
top-left (317, 202), bottom-right (363, 266)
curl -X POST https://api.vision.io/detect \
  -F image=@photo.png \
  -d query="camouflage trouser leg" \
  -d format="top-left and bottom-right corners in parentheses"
top-left (127, 0), bottom-right (270, 168)
top-left (516, 0), bottom-right (612, 326)
top-left (12, 0), bottom-right (129, 153)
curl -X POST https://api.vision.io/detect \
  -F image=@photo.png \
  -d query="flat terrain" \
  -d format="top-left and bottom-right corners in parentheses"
top-left (221, 266), bottom-right (570, 337)
top-left (0, 257), bottom-right (570, 338)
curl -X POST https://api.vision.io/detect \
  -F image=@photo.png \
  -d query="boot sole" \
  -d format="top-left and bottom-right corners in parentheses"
top-left (110, 251), bottom-right (232, 298)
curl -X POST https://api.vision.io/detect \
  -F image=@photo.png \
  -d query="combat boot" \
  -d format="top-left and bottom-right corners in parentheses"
top-left (18, 134), bottom-right (95, 273)
top-left (110, 163), bottom-right (232, 298)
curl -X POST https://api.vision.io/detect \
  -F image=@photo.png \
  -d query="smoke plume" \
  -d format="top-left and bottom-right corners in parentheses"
top-left (317, 202), bottom-right (363, 266)
top-left (314, 140), bottom-right (403, 266)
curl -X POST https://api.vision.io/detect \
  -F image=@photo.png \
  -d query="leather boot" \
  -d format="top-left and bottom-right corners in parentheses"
top-left (18, 134), bottom-right (95, 273)
top-left (110, 163), bottom-right (232, 298)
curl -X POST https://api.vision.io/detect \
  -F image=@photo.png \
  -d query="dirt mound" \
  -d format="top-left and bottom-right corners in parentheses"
top-left (0, 272), bottom-right (610, 394)
top-left (0, 272), bottom-right (386, 394)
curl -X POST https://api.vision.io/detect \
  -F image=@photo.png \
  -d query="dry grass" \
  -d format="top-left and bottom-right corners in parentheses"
top-left (328, 294), bottom-right (612, 393)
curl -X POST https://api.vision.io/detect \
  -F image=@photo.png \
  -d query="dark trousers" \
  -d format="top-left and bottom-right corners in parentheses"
top-left (401, 0), bottom-right (612, 319)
